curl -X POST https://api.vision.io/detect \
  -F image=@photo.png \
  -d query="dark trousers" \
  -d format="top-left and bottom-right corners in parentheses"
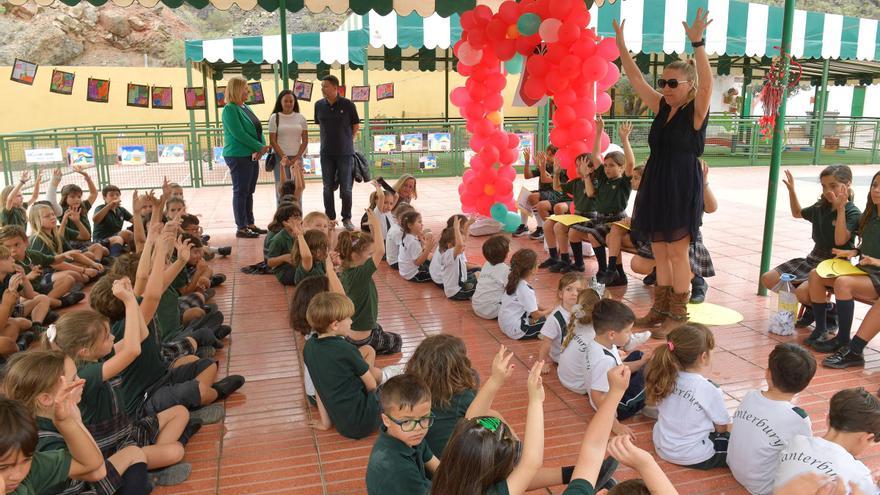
top-left (618, 351), bottom-right (646, 420)
top-left (226, 156), bottom-right (259, 229)
top-left (320, 154), bottom-right (353, 221)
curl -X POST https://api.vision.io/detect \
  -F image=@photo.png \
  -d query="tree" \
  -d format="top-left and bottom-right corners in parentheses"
top-left (614, 74), bottom-right (651, 117)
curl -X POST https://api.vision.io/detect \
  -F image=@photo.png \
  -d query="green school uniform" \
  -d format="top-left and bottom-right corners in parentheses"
top-left (76, 361), bottom-right (118, 426)
top-left (366, 428), bottom-right (433, 495)
top-left (34, 417), bottom-right (78, 495)
top-left (531, 165), bottom-right (568, 192)
top-left (61, 200), bottom-right (93, 240)
top-left (801, 202), bottom-right (861, 250)
top-left (267, 229), bottom-right (295, 283)
top-left (157, 288), bottom-right (183, 343)
top-left (294, 260), bottom-right (326, 285)
top-left (263, 230), bottom-right (278, 258)
top-left (592, 167), bottom-right (632, 214)
top-left (111, 319), bottom-right (166, 417)
top-left (29, 233), bottom-right (70, 256)
top-left (425, 389), bottom-right (476, 457)
top-left (860, 215), bottom-right (880, 258)
top-left (16, 249), bottom-right (55, 274)
top-left (561, 178), bottom-right (595, 216)
top-left (92, 204), bottom-right (133, 242)
top-left (340, 259), bottom-right (378, 331)
top-left (302, 335), bottom-right (380, 439)
top-left (486, 479), bottom-right (594, 495)
top-left (1, 206), bottom-right (27, 228)
top-left (12, 449), bottom-right (71, 495)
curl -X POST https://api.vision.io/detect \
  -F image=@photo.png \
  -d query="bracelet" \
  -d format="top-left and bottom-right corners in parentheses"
top-left (691, 38), bottom-right (705, 48)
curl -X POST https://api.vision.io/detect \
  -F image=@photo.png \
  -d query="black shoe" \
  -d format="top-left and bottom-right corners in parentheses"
top-left (539, 257), bottom-right (559, 269)
top-left (606, 271), bottom-right (628, 287)
top-left (825, 311), bottom-right (839, 333)
top-left (528, 228), bottom-right (544, 240)
top-left (512, 224), bottom-right (529, 237)
top-left (210, 274), bottom-right (226, 288)
top-left (643, 268), bottom-right (657, 286)
top-left (596, 457), bottom-right (619, 492)
top-left (217, 246), bottom-right (232, 257)
top-left (215, 324), bottom-right (232, 340)
top-left (804, 332), bottom-right (834, 347)
top-left (212, 375), bottom-right (245, 401)
top-left (248, 225), bottom-right (268, 235)
top-left (201, 234), bottom-right (211, 244)
top-left (812, 338), bottom-right (848, 354)
top-left (690, 276), bottom-right (708, 304)
top-left (59, 292), bottom-right (85, 308)
top-left (549, 260), bottom-right (571, 273)
top-left (595, 270), bottom-right (612, 284)
top-left (795, 307), bottom-right (815, 327)
top-left (17, 331), bottom-right (36, 351)
top-left (560, 263), bottom-right (585, 273)
top-left (42, 311), bottom-right (59, 326)
top-left (236, 229), bottom-right (259, 239)
top-left (823, 348), bottom-right (865, 369)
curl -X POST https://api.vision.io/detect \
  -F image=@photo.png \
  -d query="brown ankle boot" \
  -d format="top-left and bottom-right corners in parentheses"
top-left (651, 290), bottom-right (690, 339)
top-left (636, 286), bottom-right (671, 327)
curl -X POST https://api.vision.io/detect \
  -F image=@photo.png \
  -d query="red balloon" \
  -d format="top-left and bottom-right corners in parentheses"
top-left (573, 99), bottom-right (596, 120)
top-left (493, 40), bottom-right (517, 61)
top-left (457, 62), bottom-right (473, 77)
top-left (582, 55), bottom-right (608, 81)
top-left (460, 11), bottom-right (478, 31)
top-left (470, 134), bottom-right (489, 151)
top-left (515, 34), bottom-right (541, 55)
top-left (469, 153), bottom-right (486, 169)
top-left (491, 131), bottom-right (509, 150)
top-left (500, 147), bottom-right (517, 164)
top-left (468, 29), bottom-right (488, 49)
top-left (596, 91), bottom-right (613, 113)
top-left (499, 164), bottom-right (517, 181)
top-left (571, 118), bottom-right (594, 140)
top-left (597, 62), bottom-right (620, 91)
top-left (483, 92), bottom-right (504, 111)
top-left (599, 131), bottom-right (611, 152)
top-left (495, 178), bottom-right (514, 197)
top-left (571, 39), bottom-right (597, 59)
top-left (596, 37), bottom-right (619, 62)
top-left (507, 133), bottom-right (520, 149)
top-left (523, 77), bottom-right (546, 99)
top-left (554, 88), bottom-right (576, 106)
top-left (558, 21), bottom-right (580, 45)
top-left (546, 76), bottom-right (569, 94)
top-left (481, 145), bottom-right (500, 165)
top-left (550, 127), bottom-right (571, 147)
top-left (464, 102), bottom-right (485, 120)
top-left (555, 148), bottom-right (575, 171)
top-left (487, 18), bottom-right (508, 41)
top-left (450, 87), bottom-right (471, 107)
top-left (462, 169), bottom-right (476, 184)
top-left (560, 55), bottom-right (581, 78)
top-left (476, 196), bottom-right (494, 216)
top-left (484, 73), bottom-right (506, 93)
top-left (569, 140), bottom-right (589, 157)
top-left (474, 119), bottom-right (495, 136)
top-left (569, 7), bottom-right (589, 27)
top-left (499, 1), bottom-right (521, 24)
top-left (473, 4), bottom-right (493, 24)
top-left (549, 0), bottom-right (573, 19)
top-left (525, 55), bottom-right (549, 77)
top-left (546, 43), bottom-right (568, 63)
top-left (554, 106), bottom-right (576, 126)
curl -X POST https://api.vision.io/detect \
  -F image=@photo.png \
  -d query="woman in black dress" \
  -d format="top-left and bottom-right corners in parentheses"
top-left (613, 9), bottom-right (714, 337)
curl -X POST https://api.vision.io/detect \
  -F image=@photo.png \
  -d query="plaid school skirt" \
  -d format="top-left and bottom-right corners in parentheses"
top-left (570, 211), bottom-right (627, 245)
top-left (635, 232), bottom-right (716, 278)
top-left (772, 246), bottom-right (832, 284)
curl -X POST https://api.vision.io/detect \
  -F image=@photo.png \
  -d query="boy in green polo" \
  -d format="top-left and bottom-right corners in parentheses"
top-left (92, 185), bottom-right (134, 255)
top-left (366, 374), bottom-right (439, 495)
top-left (539, 155), bottom-right (597, 273)
top-left (0, 226), bottom-right (83, 308)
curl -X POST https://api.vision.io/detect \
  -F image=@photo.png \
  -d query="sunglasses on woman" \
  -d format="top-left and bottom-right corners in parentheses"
top-left (657, 78), bottom-right (690, 89)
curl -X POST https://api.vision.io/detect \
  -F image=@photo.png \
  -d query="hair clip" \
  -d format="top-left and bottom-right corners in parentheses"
top-left (477, 417), bottom-right (502, 433)
top-left (667, 341), bottom-right (675, 351)
top-left (572, 303), bottom-right (585, 319)
top-left (46, 324), bottom-right (57, 343)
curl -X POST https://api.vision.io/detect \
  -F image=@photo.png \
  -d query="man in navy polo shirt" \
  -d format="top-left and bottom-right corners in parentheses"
top-left (315, 75), bottom-right (361, 231)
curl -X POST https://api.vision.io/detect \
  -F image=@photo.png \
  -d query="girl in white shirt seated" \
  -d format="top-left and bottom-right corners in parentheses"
top-left (385, 203), bottom-right (414, 270)
top-left (397, 210), bottom-right (436, 283)
top-left (472, 235), bottom-right (510, 319)
top-left (498, 249), bottom-right (553, 340)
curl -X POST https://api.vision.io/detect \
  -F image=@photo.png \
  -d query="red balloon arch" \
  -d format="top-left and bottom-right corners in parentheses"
top-left (450, 0), bottom-right (620, 231)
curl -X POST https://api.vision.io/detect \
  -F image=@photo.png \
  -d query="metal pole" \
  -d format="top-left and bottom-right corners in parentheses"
top-left (444, 49), bottom-right (450, 123)
top-left (273, 63), bottom-right (280, 97)
top-left (812, 58), bottom-right (830, 165)
top-left (279, 0), bottom-right (290, 90)
top-left (185, 61), bottom-right (201, 187)
top-left (201, 63), bottom-right (212, 176)
top-left (757, 0), bottom-right (797, 295)
top-left (362, 48), bottom-right (370, 161)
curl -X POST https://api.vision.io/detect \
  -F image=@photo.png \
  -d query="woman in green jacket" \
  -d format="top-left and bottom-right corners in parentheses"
top-left (222, 76), bottom-right (270, 238)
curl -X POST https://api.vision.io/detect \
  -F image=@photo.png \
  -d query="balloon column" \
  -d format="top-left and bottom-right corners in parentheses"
top-left (451, 0), bottom-right (620, 232)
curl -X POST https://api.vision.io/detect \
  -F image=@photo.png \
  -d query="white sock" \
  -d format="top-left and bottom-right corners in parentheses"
top-left (532, 211), bottom-right (542, 226)
top-left (583, 243), bottom-right (595, 257)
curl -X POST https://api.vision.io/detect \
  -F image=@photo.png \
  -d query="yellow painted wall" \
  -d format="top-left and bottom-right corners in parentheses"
top-left (0, 66), bottom-right (536, 133)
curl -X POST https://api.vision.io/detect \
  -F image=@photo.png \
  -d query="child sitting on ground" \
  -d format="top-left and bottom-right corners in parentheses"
top-left (181, 214), bottom-right (232, 258)
top-left (584, 299), bottom-right (648, 438)
top-left (28, 204), bottom-right (104, 284)
top-left (729, 343), bottom-right (816, 495)
top-left (471, 234), bottom-right (511, 320)
top-left (360, 180), bottom-right (397, 238)
top-left (0, 225), bottom-right (84, 309)
top-left (292, 228), bottom-right (330, 286)
top-left (557, 289), bottom-right (601, 394)
top-left (537, 273), bottom-right (583, 373)
top-left (1, 170), bottom-right (41, 228)
top-left (646, 324), bottom-right (731, 470)
top-left (164, 197), bottom-right (186, 221)
top-left (438, 216), bottom-right (480, 300)
top-left (365, 374), bottom-right (439, 495)
top-left (0, 246), bottom-right (54, 354)
top-left (92, 185), bottom-right (134, 254)
top-left (337, 208), bottom-right (402, 355)
top-left (302, 292), bottom-right (383, 439)
top-left (398, 211), bottom-right (436, 283)
top-left (386, 203), bottom-right (415, 270)
top-left (499, 249), bottom-right (552, 340)
top-left (774, 388), bottom-right (880, 494)
top-left (266, 204), bottom-right (302, 286)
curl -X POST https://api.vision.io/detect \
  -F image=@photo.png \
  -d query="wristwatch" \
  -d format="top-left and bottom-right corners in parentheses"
top-left (691, 38), bottom-right (705, 48)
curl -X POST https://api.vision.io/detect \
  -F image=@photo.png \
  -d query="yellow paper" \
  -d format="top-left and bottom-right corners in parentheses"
top-left (686, 302), bottom-right (744, 326)
top-left (815, 259), bottom-right (868, 279)
top-left (611, 221), bottom-right (631, 231)
top-left (548, 214), bottom-right (590, 226)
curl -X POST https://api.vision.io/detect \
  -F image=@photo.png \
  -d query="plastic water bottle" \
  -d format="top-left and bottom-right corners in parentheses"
top-left (769, 273), bottom-right (798, 336)
top-left (589, 275), bottom-right (605, 298)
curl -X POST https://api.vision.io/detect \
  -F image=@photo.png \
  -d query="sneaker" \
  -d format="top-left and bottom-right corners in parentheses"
top-left (795, 307), bottom-right (815, 327)
top-left (805, 331), bottom-right (836, 347)
top-left (548, 260), bottom-right (571, 273)
top-left (16, 331), bottom-right (36, 351)
top-left (342, 219), bottom-right (356, 232)
top-left (190, 403), bottom-right (226, 424)
top-left (248, 225), bottom-right (268, 235)
top-left (624, 331), bottom-right (651, 352)
top-left (236, 228), bottom-right (259, 239)
top-left (512, 224), bottom-right (529, 237)
top-left (812, 338), bottom-right (848, 354)
top-left (217, 246), bottom-right (232, 257)
top-left (212, 375), bottom-right (245, 401)
top-left (151, 463), bottom-right (192, 486)
top-left (210, 274), bottom-right (226, 288)
top-left (823, 348), bottom-right (865, 369)
top-left (538, 257), bottom-right (559, 269)
top-left (59, 292), bottom-right (85, 308)
top-left (606, 271), bottom-right (628, 287)
top-left (690, 276), bottom-right (708, 304)
top-left (528, 228), bottom-right (544, 240)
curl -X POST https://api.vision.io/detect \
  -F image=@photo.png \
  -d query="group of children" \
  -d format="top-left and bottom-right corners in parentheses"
top-left (0, 168), bottom-right (244, 493)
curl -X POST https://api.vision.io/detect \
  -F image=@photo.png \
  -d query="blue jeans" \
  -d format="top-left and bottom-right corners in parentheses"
top-left (320, 154), bottom-right (353, 221)
top-left (226, 156), bottom-right (258, 230)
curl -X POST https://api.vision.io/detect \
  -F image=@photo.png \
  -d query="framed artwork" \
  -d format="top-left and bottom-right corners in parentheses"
top-left (373, 135), bottom-right (396, 152)
top-left (246, 82), bottom-right (264, 105)
top-left (377, 82), bottom-right (394, 100)
top-left (351, 85), bottom-right (370, 102)
top-left (428, 132), bottom-right (451, 151)
top-left (515, 133), bottom-right (534, 165)
top-left (117, 145), bottom-right (147, 166)
top-left (10, 59), bottom-right (37, 85)
top-left (216, 86), bottom-right (226, 107)
top-left (158, 144), bottom-right (186, 164)
top-left (400, 133), bottom-right (423, 152)
top-left (184, 87), bottom-right (206, 110)
top-left (87, 78), bottom-right (110, 103)
top-left (151, 86), bottom-right (173, 109)
top-left (67, 146), bottom-right (95, 167)
top-left (126, 83), bottom-right (149, 108)
top-left (293, 80), bottom-right (313, 102)
top-left (49, 69), bottom-right (75, 95)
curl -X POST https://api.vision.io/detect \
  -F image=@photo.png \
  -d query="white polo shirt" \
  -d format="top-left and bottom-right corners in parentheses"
top-left (775, 435), bottom-right (878, 495)
top-left (539, 306), bottom-right (571, 363)
top-left (472, 262), bottom-right (510, 319)
top-left (557, 323), bottom-right (597, 395)
top-left (498, 280), bottom-right (538, 340)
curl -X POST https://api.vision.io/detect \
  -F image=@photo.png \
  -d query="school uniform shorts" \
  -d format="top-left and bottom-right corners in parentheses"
top-left (142, 358), bottom-right (216, 416)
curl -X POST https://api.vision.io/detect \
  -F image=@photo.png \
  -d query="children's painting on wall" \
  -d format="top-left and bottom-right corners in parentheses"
top-left (400, 133), bottom-right (423, 152)
top-left (184, 87), bottom-right (206, 110)
top-left (87, 78), bottom-right (110, 103)
top-left (428, 132), bottom-right (451, 152)
top-left (247, 82), bottom-right (265, 105)
top-left (10, 59), bottom-right (37, 85)
top-left (377, 83), bottom-right (394, 100)
top-left (127, 83), bottom-right (149, 108)
top-left (515, 133), bottom-right (534, 165)
top-left (151, 86), bottom-right (173, 109)
top-left (158, 144), bottom-right (186, 164)
top-left (351, 86), bottom-right (370, 102)
top-left (373, 135), bottom-right (397, 153)
top-left (293, 80), bottom-right (312, 102)
top-left (118, 145), bottom-right (146, 166)
top-left (216, 86), bottom-right (226, 107)
top-left (67, 146), bottom-right (95, 167)
top-left (49, 69), bottom-right (75, 95)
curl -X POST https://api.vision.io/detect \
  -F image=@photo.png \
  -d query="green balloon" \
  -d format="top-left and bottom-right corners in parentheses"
top-left (517, 13), bottom-right (541, 37)
top-left (504, 54), bottom-right (524, 74)
top-left (503, 211), bottom-right (521, 232)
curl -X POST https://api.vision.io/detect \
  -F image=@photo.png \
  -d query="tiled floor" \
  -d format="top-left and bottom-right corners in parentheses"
top-left (156, 165), bottom-right (880, 494)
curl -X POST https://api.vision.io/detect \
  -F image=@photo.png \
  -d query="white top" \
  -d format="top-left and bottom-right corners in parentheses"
top-left (728, 391), bottom-right (812, 495)
top-left (397, 233), bottom-right (423, 280)
top-left (441, 249), bottom-right (469, 298)
top-left (268, 112), bottom-right (308, 156)
top-left (775, 436), bottom-right (878, 495)
top-left (653, 371), bottom-right (732, 466)
top-left (429, 246), bottom-right (445, 284)
top-left (539, 306), bottom-right (571, 363)
top-left (498, 280), bottom-right (538, 340)
top-left (585, 340), bottom-right (623, 410)
top-left (386, 224), bottom-right (403, 265)
top-left (557, 323), bottom-right (597, 395)
top-left (472, 262), bottom-right (510, 319)
top-left (373, 206), bottom-right (392, 240)
top-left (303, 332), bottom-right (316, 397)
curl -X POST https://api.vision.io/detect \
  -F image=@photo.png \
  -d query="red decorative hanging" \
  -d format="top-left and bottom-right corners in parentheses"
top-left (756, 48), bottom-right (802, 141)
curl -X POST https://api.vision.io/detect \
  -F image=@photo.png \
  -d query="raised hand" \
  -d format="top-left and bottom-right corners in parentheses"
top-left (612, 19), bottom-right (627, 49)
top-left (491, 346), bottom-right (515, 383)
top-left (619, 121), bottom-right (633, 140)
top-left (72, 164), bottom-right (86, 175)
top-left (527, 360), bottom-right (546, 403)
top-left (51, 168), bottom-right (63, 184)
top-left (52, 376), bottom-right (86, 423)
top-left (607, 364), bottom-right (632, 395)
top-left (782, 170), bottom-right (795, 191)
top-left (19, 170), bottom-right (30, 184)
top-left (683, 7), bottom-right (713, 42)
top-left (175, 236), bottom-right (193, 264)
top-left (284, 217), bottom-right (303, 236)
top-left (607, 435), bottom-right (653, 468)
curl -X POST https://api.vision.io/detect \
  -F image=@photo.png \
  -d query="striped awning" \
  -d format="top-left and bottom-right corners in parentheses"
top-left (185, 30), bottom-right (370, 65)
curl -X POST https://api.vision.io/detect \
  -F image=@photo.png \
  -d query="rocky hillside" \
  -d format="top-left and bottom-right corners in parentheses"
top-left (0, 2), bottom-right (346, 67)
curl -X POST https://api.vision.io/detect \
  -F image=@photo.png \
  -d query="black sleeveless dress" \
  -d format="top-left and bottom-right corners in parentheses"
top-left (631, 97), bottom-right (708, 243)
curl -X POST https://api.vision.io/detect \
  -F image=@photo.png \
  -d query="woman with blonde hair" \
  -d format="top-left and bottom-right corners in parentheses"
top-left (222, 76), bottom-right (270, 239)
